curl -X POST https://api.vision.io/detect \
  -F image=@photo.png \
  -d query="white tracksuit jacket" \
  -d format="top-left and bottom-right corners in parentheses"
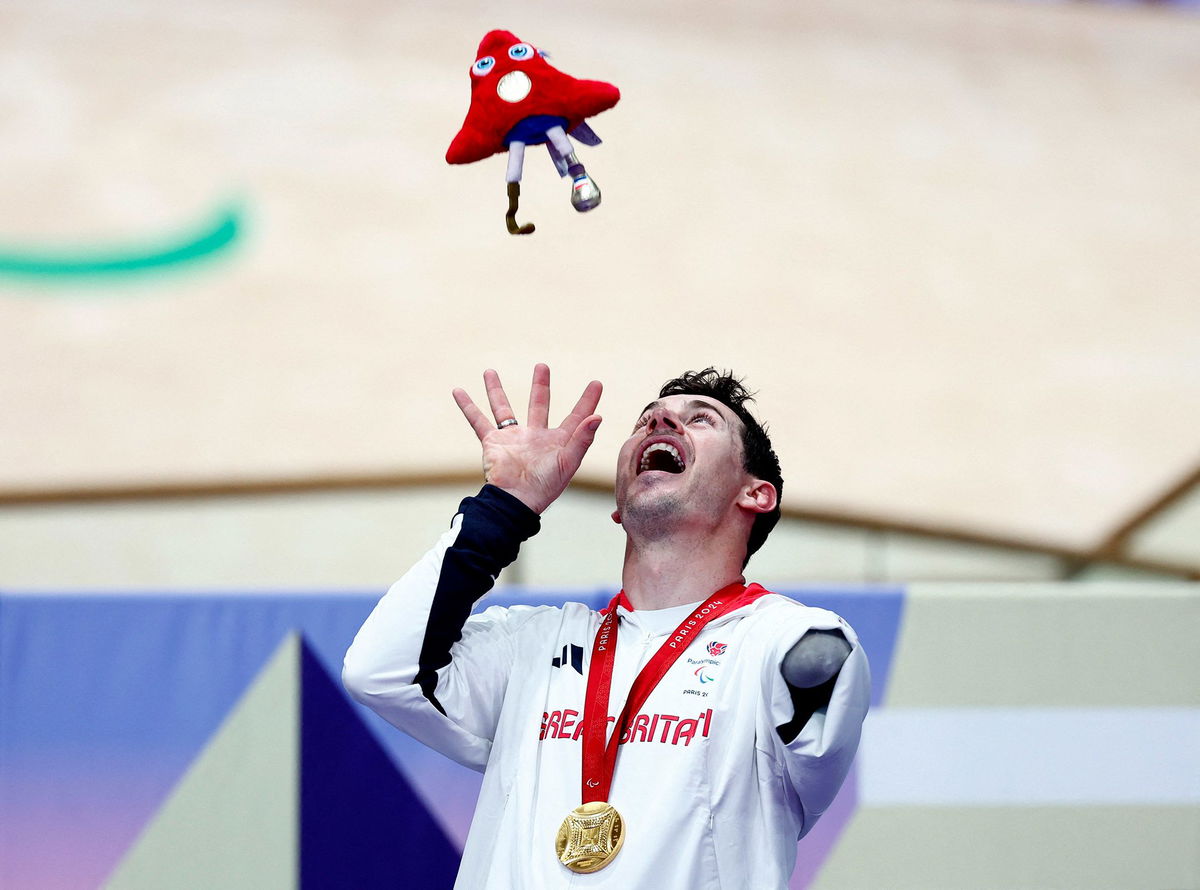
top-left (343, 486), bottom-right (870, 890)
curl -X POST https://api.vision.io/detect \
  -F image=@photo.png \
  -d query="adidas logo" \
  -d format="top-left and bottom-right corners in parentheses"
top-left (551, 644), bottom-right (584, 675)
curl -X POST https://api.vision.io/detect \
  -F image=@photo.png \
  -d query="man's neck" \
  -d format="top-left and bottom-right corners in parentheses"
top-left (619, 531), bottom-right (746, 611)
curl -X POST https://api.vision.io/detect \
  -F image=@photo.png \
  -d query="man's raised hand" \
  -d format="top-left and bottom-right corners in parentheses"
top-left (453, 364), bottom-right (603, 514)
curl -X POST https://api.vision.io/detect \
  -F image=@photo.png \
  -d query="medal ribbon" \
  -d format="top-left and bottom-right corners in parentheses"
top-left (578, 581), bottom-right (764, 803)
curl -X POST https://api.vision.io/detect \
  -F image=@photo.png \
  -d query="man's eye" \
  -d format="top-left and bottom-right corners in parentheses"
top-left (690, 412), bottom-right (716, 425)
top-left (633, 416), bottom-right (649, 431)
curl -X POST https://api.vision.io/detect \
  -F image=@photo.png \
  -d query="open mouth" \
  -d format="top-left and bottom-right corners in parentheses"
top-left (496, 70), bottom-right (532, 103)
top-left (638, 442), bottom-right (686, 475)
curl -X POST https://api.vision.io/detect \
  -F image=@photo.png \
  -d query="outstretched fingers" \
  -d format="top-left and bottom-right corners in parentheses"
top-left (453, 368), bottom-right (604, 511)
top-left (483, 369), bottom-right (517, 426)
top-left (558, 380), bottom-right (604, 435)
top-left (455, 369), bottom-right (603, 471)
top-left (453, 387), bottom-right (494, 441)
top-left (527, 363), bottom-right (551, 428)
top-left (555, 379), bottom-right (604, 469)
top-left (564, 412), bottom-right (604, 466)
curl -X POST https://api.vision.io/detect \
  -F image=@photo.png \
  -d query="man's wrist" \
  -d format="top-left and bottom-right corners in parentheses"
top-left (470, 484), bottom-right (542, 536)
top-left (445, 485), bottom-right (542, 577)
top-left (495, 485), bottom-right (551, 515)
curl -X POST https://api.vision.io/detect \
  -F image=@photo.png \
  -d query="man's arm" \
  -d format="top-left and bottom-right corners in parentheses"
top-left (343, 365), bottom-right (603, 765)
top-left (776, 629), bottom-right (853, 743)
top-left (763, 614), bottom-right (870, 836)
top-left (342, 485), bottom-right (540, 767)
top-left (782, 629), bottom-right (852, 689)
top-left (411, 486), bottom-right (541, 713)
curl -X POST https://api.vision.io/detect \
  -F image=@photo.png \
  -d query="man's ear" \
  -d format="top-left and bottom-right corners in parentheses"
top-left (739, 480), bottom-right (777, 515)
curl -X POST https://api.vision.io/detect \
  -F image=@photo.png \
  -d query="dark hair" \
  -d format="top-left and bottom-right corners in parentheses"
top-left (658, 369), bottom-right (783, 566)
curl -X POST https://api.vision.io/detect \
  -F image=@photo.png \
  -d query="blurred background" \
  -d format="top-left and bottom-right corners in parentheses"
top-left (1, 0), bottom-right (1197, 887)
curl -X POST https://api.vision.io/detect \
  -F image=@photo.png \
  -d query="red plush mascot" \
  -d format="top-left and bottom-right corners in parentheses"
top-left (447, 30), bottom-right (621, 235)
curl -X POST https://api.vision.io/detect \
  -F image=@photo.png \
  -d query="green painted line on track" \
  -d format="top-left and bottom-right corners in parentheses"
top-left (0, 202), bottom-right (244, 279)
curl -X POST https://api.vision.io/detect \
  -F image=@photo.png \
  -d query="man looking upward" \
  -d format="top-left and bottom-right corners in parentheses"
top-left (344, 364), bottom-right (870, 889)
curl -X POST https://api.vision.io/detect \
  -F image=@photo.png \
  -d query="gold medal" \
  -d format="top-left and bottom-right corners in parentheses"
top-left (555, 801), bottom-right (625, 873)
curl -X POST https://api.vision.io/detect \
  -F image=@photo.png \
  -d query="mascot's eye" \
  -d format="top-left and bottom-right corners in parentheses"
top-left (471, 56), bottom-right (495, 76)
top-left (508, 43), bottom-right (534, 60)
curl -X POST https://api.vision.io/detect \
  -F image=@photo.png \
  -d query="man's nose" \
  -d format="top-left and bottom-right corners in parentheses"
top-left (647, 408), bottom-right (681, 432)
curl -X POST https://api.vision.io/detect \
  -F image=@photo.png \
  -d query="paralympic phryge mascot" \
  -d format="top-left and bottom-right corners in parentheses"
top-left (446, 30), bottom-right (621, 235)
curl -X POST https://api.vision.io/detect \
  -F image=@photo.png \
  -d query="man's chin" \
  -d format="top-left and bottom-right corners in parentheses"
top-left (616, 472), bottom-right (686, 519)
top-left (622, 487), bottom-right (685, 527)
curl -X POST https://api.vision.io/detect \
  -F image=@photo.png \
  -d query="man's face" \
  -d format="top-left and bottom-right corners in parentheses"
top-left (613, 394), bottom-right (751, 530)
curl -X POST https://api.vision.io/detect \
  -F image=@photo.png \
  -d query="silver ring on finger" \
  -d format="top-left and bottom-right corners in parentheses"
top-left (497, 418), bottom-right (519, 429)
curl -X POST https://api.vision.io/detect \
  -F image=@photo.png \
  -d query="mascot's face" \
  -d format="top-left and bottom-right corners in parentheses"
top-left (469, 32), bottom-right (550, 105)
top-left (446, 30), bottom-right (620, 166)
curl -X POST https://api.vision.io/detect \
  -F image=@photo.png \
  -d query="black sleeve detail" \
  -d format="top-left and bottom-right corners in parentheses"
top-left (775, 672), bottom-right (839, 744)
top-left (415, 485), bottom-right (541, 714)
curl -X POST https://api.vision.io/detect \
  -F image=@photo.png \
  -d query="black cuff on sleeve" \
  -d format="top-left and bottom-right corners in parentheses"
top-left (454, 484), bottom-right (541, 571)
